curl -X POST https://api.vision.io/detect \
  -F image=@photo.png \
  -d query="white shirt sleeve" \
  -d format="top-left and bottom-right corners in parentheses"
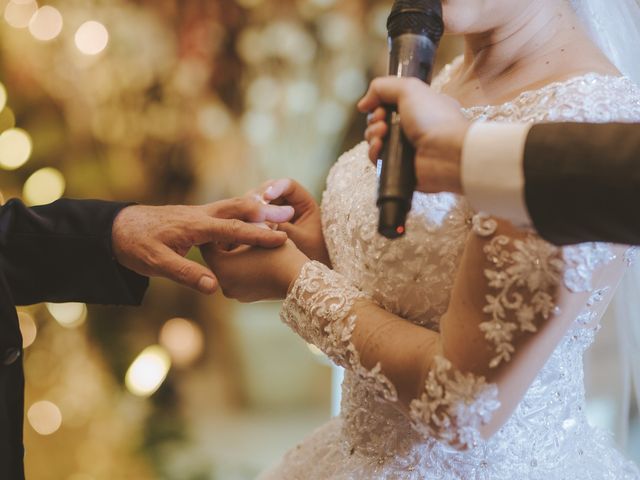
top-left (461, 122), bottom-right (534, 226)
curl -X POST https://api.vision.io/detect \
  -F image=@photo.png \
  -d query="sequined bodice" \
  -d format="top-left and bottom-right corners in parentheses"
top-left (315, 65), bottom-right (640, 478)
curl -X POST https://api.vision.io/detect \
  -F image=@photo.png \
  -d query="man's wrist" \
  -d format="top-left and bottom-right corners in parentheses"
top-left (111, 206), bottom-right (128, 262)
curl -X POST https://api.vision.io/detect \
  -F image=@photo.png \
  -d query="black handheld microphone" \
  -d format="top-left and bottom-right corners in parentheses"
top-left (377, 0), bottom-right (444, 239)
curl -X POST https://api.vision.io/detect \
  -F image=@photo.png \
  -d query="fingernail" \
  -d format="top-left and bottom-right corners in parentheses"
top-left (198, 276), bottom-right (216, 293)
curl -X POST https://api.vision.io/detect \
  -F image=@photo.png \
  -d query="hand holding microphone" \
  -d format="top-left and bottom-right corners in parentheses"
top-left (373, 0), bottom-right (444, 239)
top-left (358, 77), bottom-right (470, 196)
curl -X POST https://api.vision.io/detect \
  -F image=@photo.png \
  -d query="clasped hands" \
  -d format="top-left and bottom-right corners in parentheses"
top-left (113, 77), bottom-right (469, 301)
top-left (198, 77), bottom-right (473, 302)
top-left (199, 178), bottom-right (330, 302)
top-left (111, 178), bottom-right (327, 301)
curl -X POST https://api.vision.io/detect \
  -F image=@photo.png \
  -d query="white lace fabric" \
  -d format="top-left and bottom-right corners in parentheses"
top-left (261, 63), bottom-right (640, 479)
top-left (282, 261), bottom-right (399, 403)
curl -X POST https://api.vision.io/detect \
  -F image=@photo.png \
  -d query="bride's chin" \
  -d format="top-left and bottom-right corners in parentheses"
top-left (441, 4), bottom-right (481, 35)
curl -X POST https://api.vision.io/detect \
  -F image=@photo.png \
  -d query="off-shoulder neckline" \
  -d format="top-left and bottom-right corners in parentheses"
top-left (435, 55), bottom-right (632, 114)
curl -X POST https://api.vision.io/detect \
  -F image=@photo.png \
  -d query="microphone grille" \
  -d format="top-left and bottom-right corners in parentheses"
top-left (387, 0), bottom-right (444, 41)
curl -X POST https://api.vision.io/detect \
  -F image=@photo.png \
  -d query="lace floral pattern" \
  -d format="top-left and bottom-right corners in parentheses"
top-left (262, 63), bottom-right (640, 479)
top-left (282, 261), bottom-right (398, 402)
top-left (480, 233), bottom-right (564, 367)
top-left (283, 261), bottom-right (500, 448)
top-left (562, 244), bottom-right (617, 293)
top-left (409, 356), bottom-right (500, 449)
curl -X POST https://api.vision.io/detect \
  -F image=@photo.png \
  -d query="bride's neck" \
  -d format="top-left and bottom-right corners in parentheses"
top-left (448, 1), bottom-right (616, 105)
top-left (463, 2), bottom-right (573, 78)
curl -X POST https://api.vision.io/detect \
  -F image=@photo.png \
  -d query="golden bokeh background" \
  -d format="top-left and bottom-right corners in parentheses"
top-left (0, 0), bottom-right (636, 479)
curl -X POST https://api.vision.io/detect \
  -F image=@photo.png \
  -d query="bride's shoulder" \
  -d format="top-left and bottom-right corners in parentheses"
top-left (462, 73), bottom-right (640, 123)
top-left (541, 73), bottom-right (640, 122)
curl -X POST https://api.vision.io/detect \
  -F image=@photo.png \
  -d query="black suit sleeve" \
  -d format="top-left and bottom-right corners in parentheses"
top-left (0, 198), bottom-right (148, 305)
top-left (524, 122), bottom-right (640, 246)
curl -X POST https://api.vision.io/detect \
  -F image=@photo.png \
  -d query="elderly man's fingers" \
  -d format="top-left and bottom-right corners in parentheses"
top-left (154, 247), bottom-right (218, 294)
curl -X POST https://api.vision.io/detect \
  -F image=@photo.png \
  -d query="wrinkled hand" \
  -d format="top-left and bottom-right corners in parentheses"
top-left (201, 239), bottom-right (309, 303)
top-left (112, 199), bottom-right (294, 295)
top-left (249, 178), bottom-right (331, 266)
top-left (358, 77), bottom-right (470, 195)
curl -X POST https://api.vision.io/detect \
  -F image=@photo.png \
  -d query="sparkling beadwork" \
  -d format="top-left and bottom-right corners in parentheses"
top-left (480, 233), bottom-right (564, 367)
top-left (265, 57), bottom-right (640, 480)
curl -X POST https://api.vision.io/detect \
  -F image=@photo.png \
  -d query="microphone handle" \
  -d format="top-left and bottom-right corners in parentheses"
top-left (377, 33), bottom-right (437, 239)
top-left (377, 108), bottom-right (416, 239)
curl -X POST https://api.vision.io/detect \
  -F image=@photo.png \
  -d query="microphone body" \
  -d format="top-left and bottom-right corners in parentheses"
top-left (377, 1), bottom-right (443, 239)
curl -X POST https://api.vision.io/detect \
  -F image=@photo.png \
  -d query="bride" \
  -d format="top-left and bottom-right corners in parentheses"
top-left (203, 0), bottom-right (640, 478)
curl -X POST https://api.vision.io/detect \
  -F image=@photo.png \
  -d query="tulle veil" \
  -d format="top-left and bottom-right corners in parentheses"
top-left (570, 0), bottom-right (640, 450)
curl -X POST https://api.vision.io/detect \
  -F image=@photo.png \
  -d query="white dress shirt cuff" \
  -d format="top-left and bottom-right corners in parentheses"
top-left (461, 122), bottom-right (534, 226)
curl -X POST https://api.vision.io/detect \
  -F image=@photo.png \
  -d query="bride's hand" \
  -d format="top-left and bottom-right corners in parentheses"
top-left (200, 239), bottom-right (309, 302)
top-left (248, 178), bottom-right (331, 267)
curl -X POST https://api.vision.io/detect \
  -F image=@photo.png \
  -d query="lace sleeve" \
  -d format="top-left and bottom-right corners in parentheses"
top-left (281, 261), bottom-right (398, 402)
top-left (465, 214), bottom-right (616, 368)
top-left (281, 215), bottom-right (616, 450)
top-left (281, 261), bottom-right (500, 449)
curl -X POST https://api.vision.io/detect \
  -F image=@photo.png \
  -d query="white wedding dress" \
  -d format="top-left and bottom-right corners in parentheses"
top-left (259, 58), bottom-right (640, 479)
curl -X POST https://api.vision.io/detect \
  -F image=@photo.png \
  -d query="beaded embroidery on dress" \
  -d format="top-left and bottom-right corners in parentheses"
top-left (260, 59), bottom-right (640, 479)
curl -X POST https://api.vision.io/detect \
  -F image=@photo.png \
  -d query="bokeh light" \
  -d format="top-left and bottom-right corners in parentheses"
top-left (333, 68), bottom-right (367, 103)
top-left (23, 167), bottom-right (66, 205)
top-left (0, 82), bottom-right (6, 112)
top-left (125, 345), bottom-right (171, 397)
top-left (265, 22), bottom-right (316, 64)
top-left (318, 13), bottom-right (354, 49)
top-left (236, 27), bottom-right (265, 64)
top-left (0, 128), bottom-right (32, 170)
top-left (159, 318), bottom-right (204, 367)
top-left (18, 311), bottom-right (37, 348)
top-left (74, 20), bottom-right (109, 55)
top-left (29, 5), bottom-right (63, 41)
top-left (46, 302), bottom-right (87, 329)
top-left (246, 76), bottom-right (280, 110)
top-left (27, 400), bottom-right (62, 435)
top-left (316, 100), bottom-right (347, 134)
top-left (242, 111), bottom-right (276, 145)
top-left (196, 104), bottom-right (232, 140)
top-left (285, 80), bottom-right (318, 114)
top-left (4, 0), bottom-right (38, 29)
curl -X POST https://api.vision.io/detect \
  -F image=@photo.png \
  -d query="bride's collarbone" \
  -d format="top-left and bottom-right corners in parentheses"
top-left (440, 56), bottom-right (620, 109)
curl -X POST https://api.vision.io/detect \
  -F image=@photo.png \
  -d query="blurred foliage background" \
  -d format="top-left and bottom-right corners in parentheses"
top-left (0, 0), bottom-right (635, 479)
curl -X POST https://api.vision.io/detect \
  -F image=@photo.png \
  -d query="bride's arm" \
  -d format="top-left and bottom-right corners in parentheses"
top-left (204, 214), bottom-right (625, 449)
top-left (280, 215), bottom-right (625, 448)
